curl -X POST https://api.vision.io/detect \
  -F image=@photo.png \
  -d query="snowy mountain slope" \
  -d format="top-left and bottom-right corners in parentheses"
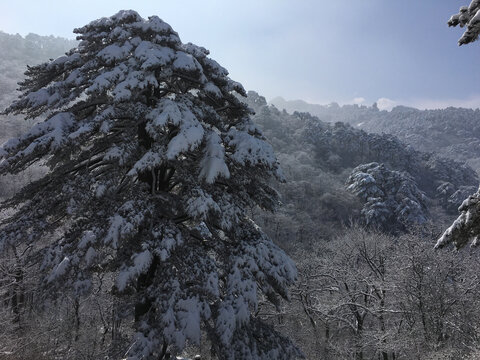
top-left (248, 91), bottom-right (478, 238)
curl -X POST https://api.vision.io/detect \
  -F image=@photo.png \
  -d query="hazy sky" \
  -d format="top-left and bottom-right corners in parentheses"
top-left (1, 0), bottom-right (479, 110)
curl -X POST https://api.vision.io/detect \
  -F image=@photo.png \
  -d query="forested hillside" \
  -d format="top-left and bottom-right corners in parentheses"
top-left (246, 91), bottom-right (477, 240)
top-left (271, 96), bottom-right (480, 171)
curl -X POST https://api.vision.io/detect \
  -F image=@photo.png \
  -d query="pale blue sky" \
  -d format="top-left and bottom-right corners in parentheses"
top-left (1, 0), bottom-right (479, 109)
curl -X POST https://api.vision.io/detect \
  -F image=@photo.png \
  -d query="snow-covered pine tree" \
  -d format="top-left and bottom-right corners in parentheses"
top-left (0, 10), bottom-right (301, 359)
top-left (448, 0), bottom-right (480, 45)
top-left (436, 1), bottom-right (480, 248)
top-left (346, 162), bottom-right (428, 231)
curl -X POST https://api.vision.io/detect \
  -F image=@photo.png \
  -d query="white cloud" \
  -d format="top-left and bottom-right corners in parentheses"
top-left (353, 97), bottom-right (365, 105)
top-left (376, 97), bottom-right (397, 111)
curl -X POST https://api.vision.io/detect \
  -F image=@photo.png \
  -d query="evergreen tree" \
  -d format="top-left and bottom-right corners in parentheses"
top-left (448, 0), bottom-right (480, 45)
top-left (436, 1), bottom-right (480, 248)
top-left (346, 162), bottom-right (429, 231)
top-left (0, 10), bottom-right (301, 359)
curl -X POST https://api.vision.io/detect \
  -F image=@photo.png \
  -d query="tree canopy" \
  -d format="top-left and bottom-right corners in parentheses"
top-left (0, 10), bottom-right (301, 359)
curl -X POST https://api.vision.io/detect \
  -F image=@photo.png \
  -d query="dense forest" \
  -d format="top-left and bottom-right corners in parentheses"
top-left (2, 10), bottom-right (480, 360)
top-left (271, 97), bottom-right (480, 171)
